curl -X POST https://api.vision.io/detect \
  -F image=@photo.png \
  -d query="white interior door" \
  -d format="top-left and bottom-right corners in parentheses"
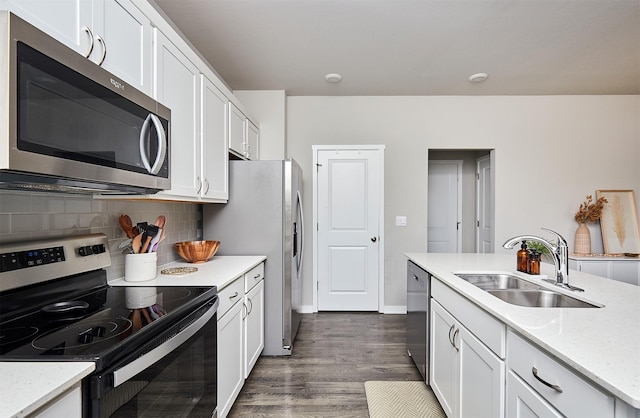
top-left (428, 160), bottom-right (462, 252)
top-left (476, 155), bottom-right (493, 253)
top-left (315, 148), bottom-right (382, 311)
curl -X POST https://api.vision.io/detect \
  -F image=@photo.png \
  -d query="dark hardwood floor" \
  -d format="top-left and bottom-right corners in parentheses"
top-left (228, 312), bottom-right (422, 417)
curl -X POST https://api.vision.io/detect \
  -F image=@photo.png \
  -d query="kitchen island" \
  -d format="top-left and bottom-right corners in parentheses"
top-left (406, 252), bottom-right (640, 416)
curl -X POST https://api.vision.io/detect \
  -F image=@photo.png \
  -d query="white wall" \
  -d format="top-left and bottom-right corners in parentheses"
top-left (287, 95), bottom-right (640, 310)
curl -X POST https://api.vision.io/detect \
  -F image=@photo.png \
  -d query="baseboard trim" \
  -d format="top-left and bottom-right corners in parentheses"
top-left (383, 305), bottom-right (407, 314)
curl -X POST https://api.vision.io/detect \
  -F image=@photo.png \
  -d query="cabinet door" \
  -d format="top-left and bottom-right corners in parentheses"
top-left (3, 0), bottom-right (93, 56)
top-left (201, 76), bottom-right (229, 201)
top-left (218, 300), bottom-right (244, 418)
top-left (228, 102), bottom-right (246, 157)
top-left (506, 371), bottom-right (562, 418)
top-left (458, 324), bottom-right (505, 418)
top-left (244, 280), bottom-right (264, 378)
top-left (33, 382), bottom-right (82, 418)
top-left (430, 300), bottom-right (457, 417)
top-left (610, 261), bottom-right (640, 285)
top-left (154, 30), bottom-right (201, 198)
top-left (246, 120), bottom-right (259, 160)
top-left (576, 261), bottom-right (610, 278)
top-left (92, 0), bottom-right (153, 95)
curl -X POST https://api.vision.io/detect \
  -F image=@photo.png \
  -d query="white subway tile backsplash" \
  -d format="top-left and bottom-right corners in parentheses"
top-left (0, 191), bottom-right (202, 281)
top-left (0, 192), bottom-right (31, 213)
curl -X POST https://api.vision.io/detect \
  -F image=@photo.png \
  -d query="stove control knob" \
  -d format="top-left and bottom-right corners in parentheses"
top-left (92, 244), bottom-right (106, 254)
top-left (78, 330), bottom-right (94, 344)
top-left (78, 246), bottom-right (93, 256)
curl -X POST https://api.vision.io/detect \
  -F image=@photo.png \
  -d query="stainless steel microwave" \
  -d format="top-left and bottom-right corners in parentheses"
top-left (0, 12), bottom-right (171, 194)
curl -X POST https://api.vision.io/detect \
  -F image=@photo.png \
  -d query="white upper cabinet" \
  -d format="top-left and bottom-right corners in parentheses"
top-left (229, 102), bottom-right (259, 160)
top-left (229, 102), bottom-right (247, 158)
top-left (154, 29), bottom-right (201, 199)
top-left (201, 76), bottom-right (229, 201)
top-left (246, 120), bottom-right (260, 160)
top-left (4, 0), bottom-right (153, 95)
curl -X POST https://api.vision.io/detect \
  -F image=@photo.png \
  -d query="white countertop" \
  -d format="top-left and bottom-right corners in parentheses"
top-left (1, 256), bottom-right (264, 418)
top-left (0, 362), bottom-right (95, 418)
top-left (406, 252), bottom-right (640, 408)
top-left (109, 255), bottom-right (267, 289)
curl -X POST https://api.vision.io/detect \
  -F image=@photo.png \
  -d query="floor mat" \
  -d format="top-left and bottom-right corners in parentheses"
top-left (364, 381), bottom-right (446, 418)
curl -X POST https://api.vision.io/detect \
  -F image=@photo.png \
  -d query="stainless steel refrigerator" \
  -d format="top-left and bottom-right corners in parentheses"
top-left (203, 159), bottom-right (304, 356)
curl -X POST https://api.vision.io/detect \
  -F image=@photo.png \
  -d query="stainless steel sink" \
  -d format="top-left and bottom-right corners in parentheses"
top-left (454, 273), bottom-right (540, 291)
top-left (487, 289), bottom-right (599, 308)
top-left (454, 273), bottom-right (600, 308)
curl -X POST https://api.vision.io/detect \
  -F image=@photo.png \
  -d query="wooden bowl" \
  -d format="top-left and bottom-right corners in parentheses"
top-left (174, 240), bottom-right (220, 263)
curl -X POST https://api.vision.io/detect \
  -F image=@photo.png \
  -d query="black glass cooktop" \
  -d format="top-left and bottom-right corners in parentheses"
top-left (0, 283), bottom-right (215, 362)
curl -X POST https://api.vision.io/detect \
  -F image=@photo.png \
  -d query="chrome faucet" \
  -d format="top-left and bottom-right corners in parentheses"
top-left (503, 228), bottom-right (584, 292)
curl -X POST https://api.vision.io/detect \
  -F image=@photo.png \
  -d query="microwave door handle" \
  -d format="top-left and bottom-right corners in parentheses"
top-left (139, 114), bottom-right (167, 175)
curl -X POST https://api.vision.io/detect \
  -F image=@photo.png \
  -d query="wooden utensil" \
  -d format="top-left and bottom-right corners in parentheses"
top-left (119, 214), bottom-right (135, 239)
top-left (131, 233), bottom-right (143, 254)
top-left (154, 215), bottom-right (166, 229)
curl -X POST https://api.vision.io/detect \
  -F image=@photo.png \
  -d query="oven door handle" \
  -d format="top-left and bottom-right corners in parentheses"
top-left (112, 298), bottom-right (219, 387)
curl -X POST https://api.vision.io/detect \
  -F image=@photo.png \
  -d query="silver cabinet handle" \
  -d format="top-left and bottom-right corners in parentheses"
top-left (448, 324), bottom-right (455, 346)
top-left (95, 34), bottom-right (107, 65)
top-left (196, 177), bottom-right (202, 194)
top-left (452, 328), bottom-right (460, 351)
top-left (229, 291), bottom-right (239, 300)
top-left (204, 178), bottom-right (210, 195)
top-left (82, 25), bottom-right (94, 58)
top-left (242, 302), bottom-right (248, 319)
top-left (532, 367), bottom-right (563, 393)
top-left (413, 274), bottom-right (418, 281)
top-left (247, 297), bottom-right (253, 315)
top-left (371, 236), bottom-right (377, 242)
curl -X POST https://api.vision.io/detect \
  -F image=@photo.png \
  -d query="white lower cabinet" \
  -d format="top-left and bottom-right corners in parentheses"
top-left (217, 281), bottom-right (244, 418)
top-left (243, 279), bottom-right (264, 378)
top-left (569, 257), bottom-right (640, 286)
top-left (507, 371), bottom-right (562, 418)
top-left (33, 382), bottom-right (82, 418)
top-left (431, 299), bottom-right (505, 418)
top-left (217, 262), bottom-right (265, 418)
top-left (507, 330), bottom-right (614, 418)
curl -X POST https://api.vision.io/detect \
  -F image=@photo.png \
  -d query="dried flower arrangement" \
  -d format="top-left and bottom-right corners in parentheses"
top-left (574, 194), bottom-right (608, 224)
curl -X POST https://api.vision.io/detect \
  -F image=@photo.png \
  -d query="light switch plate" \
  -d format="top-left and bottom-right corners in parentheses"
top-left (396, 216), bottom-right (407, 227)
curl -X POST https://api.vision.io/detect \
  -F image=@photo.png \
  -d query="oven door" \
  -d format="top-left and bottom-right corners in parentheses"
top-left (87, 297), bottom-right (218, 418)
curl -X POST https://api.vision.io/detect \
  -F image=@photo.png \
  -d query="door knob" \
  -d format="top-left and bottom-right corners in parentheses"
top-left (371, 236), bottom-right (377, 242)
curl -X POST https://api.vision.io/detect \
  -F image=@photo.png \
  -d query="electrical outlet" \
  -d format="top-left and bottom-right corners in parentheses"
top-left (396, 216), bottom-right (407, 227)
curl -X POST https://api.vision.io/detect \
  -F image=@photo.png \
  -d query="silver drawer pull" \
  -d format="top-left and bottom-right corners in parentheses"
top-left (532, 367), bottom-right (563, 393)
top-left (254, 274), bottom-right (261, 279)
top-left (229, 291), bottom-right (239, 299)
top-left (452, 328), bottom-right (460, 351)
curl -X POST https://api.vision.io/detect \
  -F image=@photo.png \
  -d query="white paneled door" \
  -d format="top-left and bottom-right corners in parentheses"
top-left (315, 148), bottom-right (382, 311)
top-left (476, 155), bottom-right (493, 253)
top-left (427, 160), bottom-right (462, 253)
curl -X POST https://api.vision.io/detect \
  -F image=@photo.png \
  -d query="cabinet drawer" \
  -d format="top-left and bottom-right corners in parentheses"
top-left (218, 277), bottom-right (245, 318)
top-left (507, 330), bottom-right (614, 417)
top-left (432, 278), bottom-right (506, 358)
top-left (244, 263), bottom-right (264, 293)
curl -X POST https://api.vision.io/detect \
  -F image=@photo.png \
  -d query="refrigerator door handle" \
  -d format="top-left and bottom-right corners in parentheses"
top-left (296, 190), bottom-right (305, 275)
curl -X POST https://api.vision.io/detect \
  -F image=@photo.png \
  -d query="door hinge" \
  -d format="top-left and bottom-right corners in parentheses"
top-left (476, 172), bottom-right (480, 180)
top-left (477, 220), bottom-right (480, 227)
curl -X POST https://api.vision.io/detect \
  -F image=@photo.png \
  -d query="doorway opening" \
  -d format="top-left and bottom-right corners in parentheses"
top-left (427, 149), bottom-right (495, 253)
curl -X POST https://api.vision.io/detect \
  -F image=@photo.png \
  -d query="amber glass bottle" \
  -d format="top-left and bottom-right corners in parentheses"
top-left (528, 251), bottom-right (540, 275)
top-left (517, 241), bottom-right (529, 272)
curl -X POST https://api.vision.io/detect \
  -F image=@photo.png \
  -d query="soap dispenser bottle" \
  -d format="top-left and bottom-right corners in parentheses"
top-left (517, 241), bottom-right (529, 272)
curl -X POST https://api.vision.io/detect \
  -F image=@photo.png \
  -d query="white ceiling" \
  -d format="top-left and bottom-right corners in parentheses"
top-left (152, 0), bottom-right (640, 96)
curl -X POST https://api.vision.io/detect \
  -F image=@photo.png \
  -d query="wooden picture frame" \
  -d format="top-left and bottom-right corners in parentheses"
top-left (596, 190), bottom-right (640, 254)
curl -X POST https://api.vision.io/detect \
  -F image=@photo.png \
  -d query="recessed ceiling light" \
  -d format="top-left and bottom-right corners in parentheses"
top-left (325, 73), bottom-right (342, 83)
top-left (469, 73), bottom-right (489, 83)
